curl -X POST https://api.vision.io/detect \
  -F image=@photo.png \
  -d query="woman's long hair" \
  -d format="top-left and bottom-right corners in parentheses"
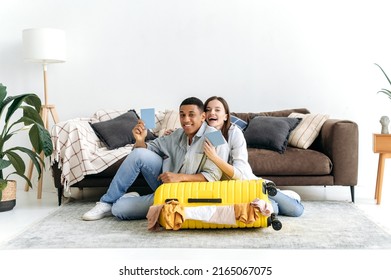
top-left (204, 96), bottom-right (231, 141)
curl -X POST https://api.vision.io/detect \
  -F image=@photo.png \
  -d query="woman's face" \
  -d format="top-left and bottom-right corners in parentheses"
top-left (205, 99), bottom-right (228, 130)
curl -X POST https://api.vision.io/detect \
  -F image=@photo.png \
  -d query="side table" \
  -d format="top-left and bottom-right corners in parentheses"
top-left (373, 133), bottom-right (391, 204)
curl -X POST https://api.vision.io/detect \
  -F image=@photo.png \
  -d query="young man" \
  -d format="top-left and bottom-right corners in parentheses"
top-left (82, 97), bottom-right (230, 221)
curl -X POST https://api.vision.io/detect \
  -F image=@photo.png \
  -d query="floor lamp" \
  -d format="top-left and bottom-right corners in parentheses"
top-left (23, 28), bottom-right (66, 199)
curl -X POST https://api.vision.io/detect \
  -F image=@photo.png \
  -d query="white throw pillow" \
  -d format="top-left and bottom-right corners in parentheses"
top-left (158, 109), bottom-right (181, 137)
top-left (152, 110), bottom-right (167, 135)
top-left (288, 113), bottom-right (329, 149)
top-left (92, 109), bottom-right (128, 122)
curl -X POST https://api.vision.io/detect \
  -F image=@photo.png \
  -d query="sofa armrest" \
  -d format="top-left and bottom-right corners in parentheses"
top-left (317, 119), bottom-right (359, 186)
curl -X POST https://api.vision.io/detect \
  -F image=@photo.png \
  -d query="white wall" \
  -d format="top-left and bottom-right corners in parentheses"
top-left (1, 0), bottom-right (391, 194)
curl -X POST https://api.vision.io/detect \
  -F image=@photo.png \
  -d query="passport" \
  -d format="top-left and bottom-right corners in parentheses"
top-left (140, 108), bottom-right (155, 129)
top-left (205, 130), bottom-right (225, 146)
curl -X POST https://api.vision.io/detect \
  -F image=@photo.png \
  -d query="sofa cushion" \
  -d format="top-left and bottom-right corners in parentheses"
top-left (157, 109), bottom-right (181, 137)
top-left (230, 115), bottom-right (248, 131)
top-left (92, 109), bottom-right (127, 122)
top-left (90, 110), bottom-right (156, 150)
top-left (243, 116), bottom-right (300, 153)
top-left (288, 113), bottom-right (329, 149)
top-left (231, 108), bottom-right (310, 124)
top-left (248, 147), bottom-right (333, 176)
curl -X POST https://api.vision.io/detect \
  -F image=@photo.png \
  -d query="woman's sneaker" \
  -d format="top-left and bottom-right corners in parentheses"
top-left (121, 192), bottom-right (140, 198)
top-left (82, 202), bottom-right (112, 221)
top-left (280, 190), bottom-right (301, 202)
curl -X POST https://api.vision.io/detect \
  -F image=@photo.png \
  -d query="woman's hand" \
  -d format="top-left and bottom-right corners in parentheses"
top-left (204, 139), bottom-right (219, 161)
top-left (163, 129), bottom-right (175, 136)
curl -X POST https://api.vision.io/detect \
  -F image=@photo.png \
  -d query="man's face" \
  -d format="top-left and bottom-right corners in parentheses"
top-left (179, 104), bottom-right (205, 139)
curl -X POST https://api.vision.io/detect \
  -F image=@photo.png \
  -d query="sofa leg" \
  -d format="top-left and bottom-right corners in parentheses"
top-left (350, 186), bottom-right (355, 203)
top-left (58, 187), bottom-right (63, 206)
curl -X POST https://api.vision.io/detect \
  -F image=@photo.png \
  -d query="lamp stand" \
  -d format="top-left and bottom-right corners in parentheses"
top-left (24, 64), bottom-right (59, 199)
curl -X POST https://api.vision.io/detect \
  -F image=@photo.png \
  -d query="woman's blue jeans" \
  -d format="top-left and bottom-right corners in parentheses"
top-left (269, 191), bottom-right (304, 217)
top-left (100, 148), bottom-right (162, 220)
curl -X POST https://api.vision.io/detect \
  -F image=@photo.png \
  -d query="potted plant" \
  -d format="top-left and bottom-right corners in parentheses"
top-left (0, 83), bottom-right (53, 212)
top-left (375, 63), bottom-right (391, 100)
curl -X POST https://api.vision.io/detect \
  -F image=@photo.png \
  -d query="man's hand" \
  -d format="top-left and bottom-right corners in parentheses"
top-left (158, 172), bottom-right (182, 183)
top-left (132, 120), bottom-right (147, 148)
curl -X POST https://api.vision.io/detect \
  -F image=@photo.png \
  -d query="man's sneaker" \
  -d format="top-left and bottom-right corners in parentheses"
top-left (121, 192), bottom-right (140, 198)
top-left (280, 190), bottom-right (301, 202)
top-left (82, 202), bottom-right (112, 221)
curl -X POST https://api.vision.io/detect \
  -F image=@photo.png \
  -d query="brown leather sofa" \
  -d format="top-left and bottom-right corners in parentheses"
top-left (52, 108), bottom-right (359, 205)
top-left (232, 108), bottom-right (359, 203)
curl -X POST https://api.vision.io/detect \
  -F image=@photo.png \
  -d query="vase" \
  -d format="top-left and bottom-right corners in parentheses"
top-left (0, 180), bottom-right (16, 212)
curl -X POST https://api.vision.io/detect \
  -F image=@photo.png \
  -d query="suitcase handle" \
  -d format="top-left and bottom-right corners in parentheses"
top-left (165, 198), bottom-right (178, 203)
top-left (188, 198), bottom-right (222, 203)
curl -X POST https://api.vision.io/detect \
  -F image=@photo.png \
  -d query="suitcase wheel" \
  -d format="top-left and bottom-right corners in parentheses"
top-left (267, 213), bottom-right (282, 231)
top-left (272, 219), bottom-right (282, 231)
top-left (264, 181), bottom-right (277, 197)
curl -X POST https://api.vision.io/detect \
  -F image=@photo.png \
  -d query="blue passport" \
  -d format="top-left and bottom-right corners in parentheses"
top-left (140, 108), bottom-right (156, 129)
top-left (205, 130), bottom-right (226, 146)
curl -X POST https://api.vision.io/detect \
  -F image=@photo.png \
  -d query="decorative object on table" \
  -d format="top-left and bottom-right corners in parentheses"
top-left (0, 83), bottom-right (53, 211)
top-left (380, 116), bottom-right (389, 134)
top-left (23, 27), bottom-right (66, 198)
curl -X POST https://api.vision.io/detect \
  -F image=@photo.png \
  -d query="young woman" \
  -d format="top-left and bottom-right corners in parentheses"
top-left (203, 96), bottom-right (304, 217)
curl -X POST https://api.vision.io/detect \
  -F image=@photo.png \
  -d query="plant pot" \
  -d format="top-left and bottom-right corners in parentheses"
top-left (0, 180), bottom-right (16, 212)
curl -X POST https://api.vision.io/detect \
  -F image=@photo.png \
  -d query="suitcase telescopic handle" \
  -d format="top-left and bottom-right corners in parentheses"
top-left (188, 198), bottom-right (222, 203)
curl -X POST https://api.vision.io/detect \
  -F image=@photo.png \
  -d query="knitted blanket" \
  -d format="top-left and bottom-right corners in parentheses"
top-left (50, 108), bottom-right (179, 194)
top-left (50, 117), bottom-right (133, 193)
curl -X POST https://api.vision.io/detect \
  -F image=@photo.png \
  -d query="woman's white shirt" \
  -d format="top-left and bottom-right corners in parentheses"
top-left (224, 124), bottom-right (257, 180)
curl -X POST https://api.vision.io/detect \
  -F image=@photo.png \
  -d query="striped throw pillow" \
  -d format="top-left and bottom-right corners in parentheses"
top-left (158, 110), bottom-right (181, 137)
top-left (288, 113), bottom-right (329, 149)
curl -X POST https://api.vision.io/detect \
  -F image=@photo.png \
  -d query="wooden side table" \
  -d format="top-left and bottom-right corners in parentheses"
top-left (373, 133), bottom-right (391, 204)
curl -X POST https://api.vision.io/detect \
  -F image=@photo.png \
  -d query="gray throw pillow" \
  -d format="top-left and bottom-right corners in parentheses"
top-left (244, 116), bottom-right (300, 153)
top-left (90, 110), bottom-right (156, 150)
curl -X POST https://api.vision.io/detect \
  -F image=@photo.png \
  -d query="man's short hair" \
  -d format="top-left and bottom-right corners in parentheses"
top-left (180, 97), bottom-right (204, 112)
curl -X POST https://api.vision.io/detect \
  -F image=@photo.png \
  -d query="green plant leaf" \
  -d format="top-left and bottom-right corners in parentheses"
top-left (22, 105), bottom-right (44, 126)
top-left (375, 63), bottom-right (391, 86)
top-left (0, 158), bottom-right (11, 170)
top-left (4, 94), bottom-right (40, 123)
top-left (11, 146), bottom-right (43, 177)
top-left (377, 89), bottom-right (391, 98)
top-left (24, 94), bottom-right (41, 112)
top-left (29, 124), bottom-right (53, 157)
top-left (0, 84), bottom-right (6, 103)
top-left (6, 151), bottom-right (25, 175)
top-left (16, 173), bottom-right (33, 189)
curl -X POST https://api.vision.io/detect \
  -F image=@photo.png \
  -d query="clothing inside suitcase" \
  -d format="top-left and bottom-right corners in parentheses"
top-left (148, 179), bottom-right (282, 231)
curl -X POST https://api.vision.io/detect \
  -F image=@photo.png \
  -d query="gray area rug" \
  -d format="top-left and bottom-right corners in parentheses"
top-left (2, 200), bottom-right (391, 249)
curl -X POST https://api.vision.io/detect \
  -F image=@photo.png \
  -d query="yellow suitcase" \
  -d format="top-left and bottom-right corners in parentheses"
top-left (152, 179), bottom-right (282, 230)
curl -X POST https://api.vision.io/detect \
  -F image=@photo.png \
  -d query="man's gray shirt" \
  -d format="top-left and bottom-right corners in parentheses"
top-left (147, 122), bottom-right (229, 181)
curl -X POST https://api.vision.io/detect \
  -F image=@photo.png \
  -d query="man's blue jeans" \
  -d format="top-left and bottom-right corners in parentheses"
top-left (100, 148), bottom-right (162, 220)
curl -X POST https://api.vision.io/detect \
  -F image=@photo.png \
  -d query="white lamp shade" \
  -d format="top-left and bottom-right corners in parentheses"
top-left (23, 28), bottom-right (66, 63)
